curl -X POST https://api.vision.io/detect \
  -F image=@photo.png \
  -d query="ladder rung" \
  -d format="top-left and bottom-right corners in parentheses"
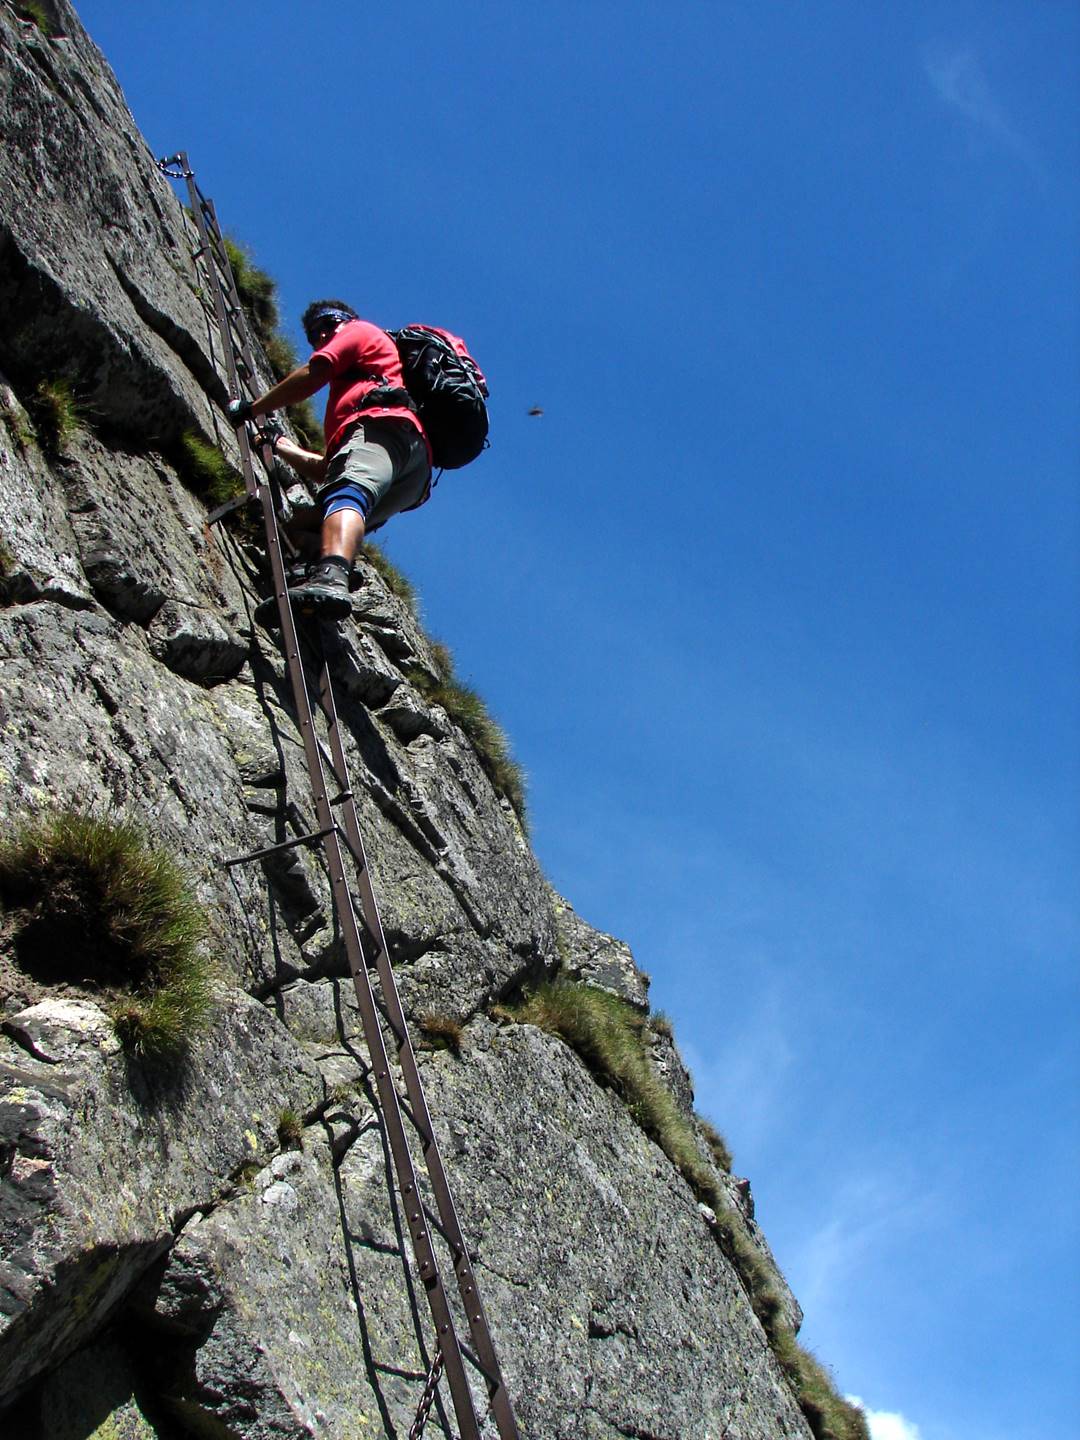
top-left (458, 1340), bottom-right (499, 1391)
top-left (224, 825), bottom-right (337, 869)
top-left (395, 1090), bottom-right (435, 1152)
top-left (371, 994), bottom-right (407, 1045)
top-left (421, 1199), bottom-right (466, 1260)
top-left (205, 491), bottom-right (253, 527)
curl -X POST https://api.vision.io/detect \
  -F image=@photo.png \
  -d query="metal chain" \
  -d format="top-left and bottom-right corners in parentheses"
top-left (409, 1345), bottom-right (446, 1440)
top-left (157, 154), bottom-right (192, 180)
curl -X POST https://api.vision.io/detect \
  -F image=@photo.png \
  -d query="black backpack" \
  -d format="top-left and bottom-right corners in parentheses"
top-left (389, 325), bottom-right (489, 470)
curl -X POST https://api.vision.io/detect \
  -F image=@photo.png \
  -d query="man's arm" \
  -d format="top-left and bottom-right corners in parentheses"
top-left (248, 358), bottom-right (329, 420)
top-left (272, 435), bottom-right (326, 485)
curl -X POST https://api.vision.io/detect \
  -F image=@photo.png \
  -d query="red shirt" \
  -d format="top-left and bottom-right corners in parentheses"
top-left (311, 319), bottom-right (429, 458)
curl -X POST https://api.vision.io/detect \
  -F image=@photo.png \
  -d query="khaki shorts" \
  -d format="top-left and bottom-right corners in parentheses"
top-left (319, 419), bottom-right (431, 533)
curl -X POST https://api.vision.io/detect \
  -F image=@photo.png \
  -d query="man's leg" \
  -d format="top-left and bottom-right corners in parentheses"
top-left (283, 436), bottom-right (385, 617)
top-left (284, 496), bottom-right (368, 619)
top-left (320, 507), bottom-right (366, 565)
top-left (279, 423), bottom-right (426, 620)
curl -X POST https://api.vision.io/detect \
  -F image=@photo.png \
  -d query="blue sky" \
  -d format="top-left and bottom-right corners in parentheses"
top-left (71, 4), bottom-right (1078, 1437)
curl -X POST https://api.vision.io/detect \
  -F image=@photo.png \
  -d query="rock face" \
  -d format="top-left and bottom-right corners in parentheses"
top-left (0, 5), bottom-right (817, 1438)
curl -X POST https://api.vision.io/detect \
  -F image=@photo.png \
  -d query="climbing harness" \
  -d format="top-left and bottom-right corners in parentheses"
top-left (158, 153), bottom-right (520, 1440)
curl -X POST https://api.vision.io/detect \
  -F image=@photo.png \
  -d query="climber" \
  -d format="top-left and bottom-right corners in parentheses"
top-left (226, 300), bottom-right (431, 621)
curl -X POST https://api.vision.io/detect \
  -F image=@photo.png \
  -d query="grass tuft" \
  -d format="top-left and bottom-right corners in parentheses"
top-left (356, 543), bottom-right (530, 823)
top-left (0, 538), bottom-right (15, 603)
top-left (649, 1009), bottom-right (674, 1039)
top-left (179, 431), bottom-right (246, 508)
top-left (277, 1107), bottom-right (304, 1150)
top-left (407, 662), bottom-right (527, 826)
top-left (359, 542), bottom-right (419, 616)
top-left (428, 640), bottom-right (454, 684)
top-left (222, 236), bottom-right (324, 452)
top-left (768, 1330), bottom-right (871, 1440)
top-left (16, 4), bottom-right (58, 36)
top-left (417, 1012), bottom-right (465, 1055)
top-left (697, 1116), bottom-right (733, 1173)
top-left (224, 237), bottom-right (278, 338)
top-left (0, 808), bottom-right (215, 1061)
top-left (503, 976), bottom-right (865, 1438)
top-left (30, 379), bottom-right (80, 453)
top-left (326, 1076), bottom-right (369, 1111)
top-left (508, 980), bottom-right (704, 1178)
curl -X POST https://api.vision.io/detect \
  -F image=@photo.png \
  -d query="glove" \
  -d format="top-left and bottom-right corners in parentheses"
top-left (254, 415), bottom-right (286, 450)
top-left (225, 397), bottom-right (253, 426)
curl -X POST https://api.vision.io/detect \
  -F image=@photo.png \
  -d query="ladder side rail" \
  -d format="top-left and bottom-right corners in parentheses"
top-left (240, 445), bottom-right (487, 1435)
top-left (169, 164), bottom-right (242, 447)
top-left (178, 160), bottom-right (248, 408)
top-left (247, 454), bottom-right (486, 1440)
top-left (187, 193), bottom-right (300, 528)
top-left (196, 192), bottom-right (258, 385)
top-left (177, 160), bottom-right (260, 502)
top-left (200, 200), bottom-right (269, 406)
top-left (313, 649), bottom-right (522, 1440)
top-left (162, 157), bottom-right (506, 1439)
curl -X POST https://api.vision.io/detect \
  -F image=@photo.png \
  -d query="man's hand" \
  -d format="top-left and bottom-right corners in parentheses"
top-left (225, 397), bottom-right (253, 426)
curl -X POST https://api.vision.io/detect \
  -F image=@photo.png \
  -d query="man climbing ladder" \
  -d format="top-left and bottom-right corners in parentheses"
top-left (227, 300), bottom-right (432, 619)
top-left (161, 151), bottom-right (517, 1439)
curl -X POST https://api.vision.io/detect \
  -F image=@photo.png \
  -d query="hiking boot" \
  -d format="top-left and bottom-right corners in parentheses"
top-left (287, 559), bottom-right (353, 621)
top-left (253, 562), bottom-right (310, 628)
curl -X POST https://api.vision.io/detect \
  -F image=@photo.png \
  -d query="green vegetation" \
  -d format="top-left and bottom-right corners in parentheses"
top-left (417, 1012), bottom-right (465, 1055)
top-left (0, 808), bottom-right (215, 1061)
top-left (234, 1160), bottom-right (264, 1192)
top-left (697, 1115), bottom-right (733, 1173)
top-left (327, 1081), bottom-right (358, 1107)
top-left (500, 976), bottom-right (868, 1440)
top-left (179, 431), bottom-right (246, 508)
top-left (407, 643), bottom-right (527, 825)
top-left (359, 542), bottom-right (419, 616)
top-left (224, 237), bottom-right (277, 336)
top-left (2, 400), bottom-right (36, 456)
top-left (358, 543), bottom-right (527, 821)
top-left (505, 980), bottom-right (709, 1182)
top-left (223, 235), bottom-right (323, 450)
top-left (277, 1107), bottom-right (304, 1150)
top-left (0, 537), bottom-right (15, 603)
top-left (769, 1331), bottom-right (871, 1440)
top-left (16, 4), bottom-right (58, 37)
top-left (30, 379), bottom-right (80, 453)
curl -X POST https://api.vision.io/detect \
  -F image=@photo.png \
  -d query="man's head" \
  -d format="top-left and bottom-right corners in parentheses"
top-left (302, 299), bottom-right (358, 349)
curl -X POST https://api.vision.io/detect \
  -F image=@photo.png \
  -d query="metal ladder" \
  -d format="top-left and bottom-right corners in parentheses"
top-left (158, 153), bottom-right (520, 1440)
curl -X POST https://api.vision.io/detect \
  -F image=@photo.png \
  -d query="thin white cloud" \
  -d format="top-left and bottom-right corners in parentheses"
top-left (681, 976), bottom-right (797, 1155)
top-left (791, 1165), bottom-right (939, 1314)
top-left (847, 1397), bottom-right (922, 1440)
top-left (923, 45), bottom-right (1039, 172)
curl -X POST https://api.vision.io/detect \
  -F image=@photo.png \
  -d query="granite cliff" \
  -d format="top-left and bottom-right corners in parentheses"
top-left (0, 5), bottom-right (865, 1438)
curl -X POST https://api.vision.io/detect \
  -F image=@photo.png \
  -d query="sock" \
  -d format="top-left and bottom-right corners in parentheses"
top-left (320, 554), bottom-right (351, 575)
